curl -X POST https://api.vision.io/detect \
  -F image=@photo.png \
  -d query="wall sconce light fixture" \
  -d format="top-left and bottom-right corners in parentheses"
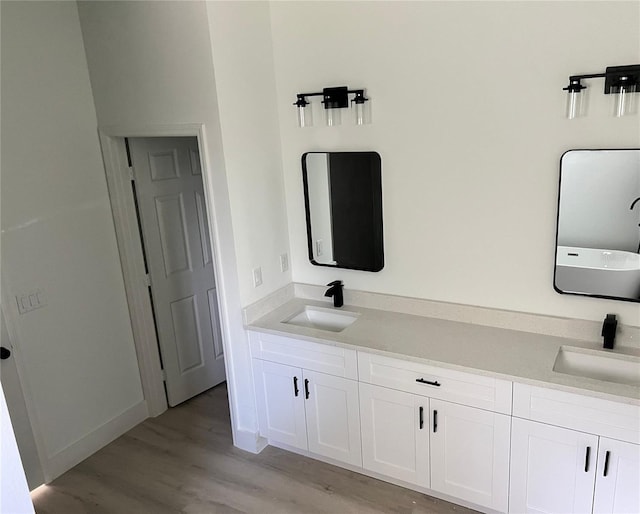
top-left (563, 64), bottom-right (640, 119)
top-left (294, 86), bottom-right (370, 127)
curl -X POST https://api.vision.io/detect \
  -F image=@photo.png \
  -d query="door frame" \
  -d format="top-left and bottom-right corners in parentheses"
top-left (98, 124), bottom-right (239, 421)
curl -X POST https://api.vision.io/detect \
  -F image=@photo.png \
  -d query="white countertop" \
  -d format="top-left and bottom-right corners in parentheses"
top-left (247, 298), bottom-right (640, 406)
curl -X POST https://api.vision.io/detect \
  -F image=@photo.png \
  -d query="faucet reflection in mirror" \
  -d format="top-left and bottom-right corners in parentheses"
top-left (630, 196), bottom-right (640, 253)
top-left (294, 86), bottom-right (371, 127)
top-left (563, 64), bottom-right (640, 119)
top-left (555, 149), bottom-right (640, 302)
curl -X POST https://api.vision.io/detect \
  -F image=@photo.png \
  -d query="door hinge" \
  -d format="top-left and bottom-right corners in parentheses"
top-left (161, 369), bottom-right (167, 382)
top-left (127, 166), bottom-right (134, 180)
top-left (143, 273), bottom-right (151, 287)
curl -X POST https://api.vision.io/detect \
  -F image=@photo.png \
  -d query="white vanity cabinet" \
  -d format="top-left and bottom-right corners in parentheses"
top-left (430, 399), bottom-right (511, 511)
top-left (358, 352), bottom-right (512, 513)
top-left (592, 437), bottom-right (640, 514)
top-left (359, 383), bottom-right (430, 487)
top-left (509, 417), bottom-right (599, 514)
top-left (249, 332), bottom-right (362, 467)
top-left (510, 384), bottom-right (640, 514)
top-left (248, 328), bottom-right (639, 514)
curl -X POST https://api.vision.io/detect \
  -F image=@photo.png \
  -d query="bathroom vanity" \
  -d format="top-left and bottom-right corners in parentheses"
top-left (247, 296), bottom-right (640, 514)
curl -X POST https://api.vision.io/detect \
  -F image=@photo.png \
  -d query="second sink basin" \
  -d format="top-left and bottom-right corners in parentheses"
top-left (283, 306), bottom-right (359, 332)
top-left (553, 346), bottom-right (640, 387)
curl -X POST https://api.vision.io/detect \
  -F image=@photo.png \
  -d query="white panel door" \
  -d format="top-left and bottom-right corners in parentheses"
top-left (253, 360), bottom-right (307, 450)
top-left (510, 418), bottom-right (598, 514)
top-left (0, 309), bottom-right (43, 489)
top-left (593, 438), bottom-right (640, 514)
top-left (430, 399), bottom-right (510, 513)
top-left (129, 137), bottom-right (225, 406)
top-left (1, 384), bottom-right (34, 514)
top-left (304, 370), bottom-right (361, 466)
top-left (359, 383), bottom-right (429, 487)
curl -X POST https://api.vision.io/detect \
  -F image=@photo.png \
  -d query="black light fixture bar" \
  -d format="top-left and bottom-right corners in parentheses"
top-left (563, 64), bottom-right (640, 119)
top-left (294, 85), bottom-right (369, 127)
top-left (295, 86), bottom-right (366, 109)
top-left (567, 72), bottom-right (606, 82)
top-left (604, 65), bottom-right (640, 94)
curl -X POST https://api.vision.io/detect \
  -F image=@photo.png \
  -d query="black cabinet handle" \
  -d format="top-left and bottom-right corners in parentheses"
top-left (419, 407), bottom-right (424, 429)
top-left (304, 378), bottom-right (310, 399)
top-left (0, 347), bottom-right (10, 360)
top-left (603, 451), bottom-right (611, 477)
top-left (293, 376), bottom-right (299, 397)
top-left (433, 410), bottom-right (438, 433)
top-left (584, 446), bottom-right (591, 472)
top-left (416, 378), bottom-right (441, 387)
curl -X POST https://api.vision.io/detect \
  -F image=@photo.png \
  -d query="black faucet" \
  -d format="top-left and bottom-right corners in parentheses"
top-left (602, 314), bottom-right (617, 349)
top-left (324, 280), bottom-right (344, 308)
top-left (631, 197), bottom-right (640, 253)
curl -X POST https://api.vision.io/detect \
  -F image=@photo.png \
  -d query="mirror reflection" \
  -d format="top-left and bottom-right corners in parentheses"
top-left (555, 149), bottom-right (640, 302)
top-left (302, 152), bottom-right (383, 272)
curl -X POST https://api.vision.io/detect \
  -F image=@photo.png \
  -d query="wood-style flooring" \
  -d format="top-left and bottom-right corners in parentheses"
top-left (32, 383), bottom-right (477, 514)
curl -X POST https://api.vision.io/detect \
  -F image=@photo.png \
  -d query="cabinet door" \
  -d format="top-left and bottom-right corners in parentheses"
top-left (593, 438), bottom-right (640, 514)
top-left (430, 399), bottom-right (510, 513)
top-left (252, 359), bottom-right (307, 450)
top-left (304, 370), bottom-right (362, 466)
top-left (359, 383), bottom-right (429, 487)
top-left (509, 418), bottom-right (598, 514)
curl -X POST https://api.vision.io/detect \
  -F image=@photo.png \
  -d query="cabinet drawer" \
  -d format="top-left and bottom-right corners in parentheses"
top-left (513, 383), bottom-right (640, 444)
top-left (249, 331), bottom-right (357, 379)
top-left (358, 352), bottom-right (512, 414)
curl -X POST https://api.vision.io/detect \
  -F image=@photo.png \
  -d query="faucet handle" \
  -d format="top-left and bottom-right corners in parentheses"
top-left (601, 314), bottom-right (617, 349)
top-left (601, 314), bottom-right (617, 335)
top-left (326, 280), bottom-right (343, 287)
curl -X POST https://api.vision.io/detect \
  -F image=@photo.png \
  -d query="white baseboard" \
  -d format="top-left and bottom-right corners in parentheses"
top-left (43, 401), bottom-right (148, 482)
top-left (232, 428), bottom-right (268, 454)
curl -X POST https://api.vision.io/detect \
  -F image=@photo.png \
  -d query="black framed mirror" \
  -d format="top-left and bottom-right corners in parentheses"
top-left (302, 151), bottom-right (384, 272)
top-left (554, 149), bottom-right (640, 302)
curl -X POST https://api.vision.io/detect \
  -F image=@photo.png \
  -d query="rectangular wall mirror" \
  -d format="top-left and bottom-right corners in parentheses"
top-left (302, 151), bottom-right (384, 272)
top-left (555, 149), bottom-right (640, 302)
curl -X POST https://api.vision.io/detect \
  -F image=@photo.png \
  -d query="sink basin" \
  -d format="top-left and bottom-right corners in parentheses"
top-left (283, 306), bottom-right (359, 332)
top-left (553, 346), bottom-right (640, 386)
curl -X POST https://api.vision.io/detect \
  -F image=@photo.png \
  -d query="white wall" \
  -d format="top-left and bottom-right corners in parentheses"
top-left (207, 1), bottom-right (291, 304)
top-left (1, 0), bottom-right (145, 479)
top-left (77, 0), bottom-right (289, 442)
top-left (78, 0), bottom-right (290, 308)
top-left (270, 1), bottom-right (640, 325)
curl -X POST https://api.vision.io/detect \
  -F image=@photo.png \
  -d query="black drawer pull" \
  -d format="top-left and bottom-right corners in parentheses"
top-left (293, 376), bottom-right (299, 397)
top-left (603, 451), bottom-right (611, 477)
top-left (433, 410), bottom-right (438, 433)
top-left (304, 378), bottom-right (310, 399)
top-left (584, 446), bottom-right (591, 472)
top-left (419, 406), bottom-right (424, 429)
top-left (416, 378), bottom-right (441, 387)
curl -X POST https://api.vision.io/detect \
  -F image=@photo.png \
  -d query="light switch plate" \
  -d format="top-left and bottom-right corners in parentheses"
top-left (280, 253), bottom-right (289, 273)
top-left (252, 267), bottom-right (263, 288)
top-left (16, 289), bottom-right (46, 315)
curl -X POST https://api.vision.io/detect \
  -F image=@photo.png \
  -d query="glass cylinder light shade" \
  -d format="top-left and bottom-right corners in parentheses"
top-left (295, 97), bottom-right (312, 128)
top-left (297, 105), bottom-right (312, 128)
top-left (325, 107), bottom-right (341, 127)
top-left (565, 80), bottom-right (585, 119)
top-left (354, 98), bottom-right (372, 125)
top-left (613, 81), bottom-right (637, 117)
